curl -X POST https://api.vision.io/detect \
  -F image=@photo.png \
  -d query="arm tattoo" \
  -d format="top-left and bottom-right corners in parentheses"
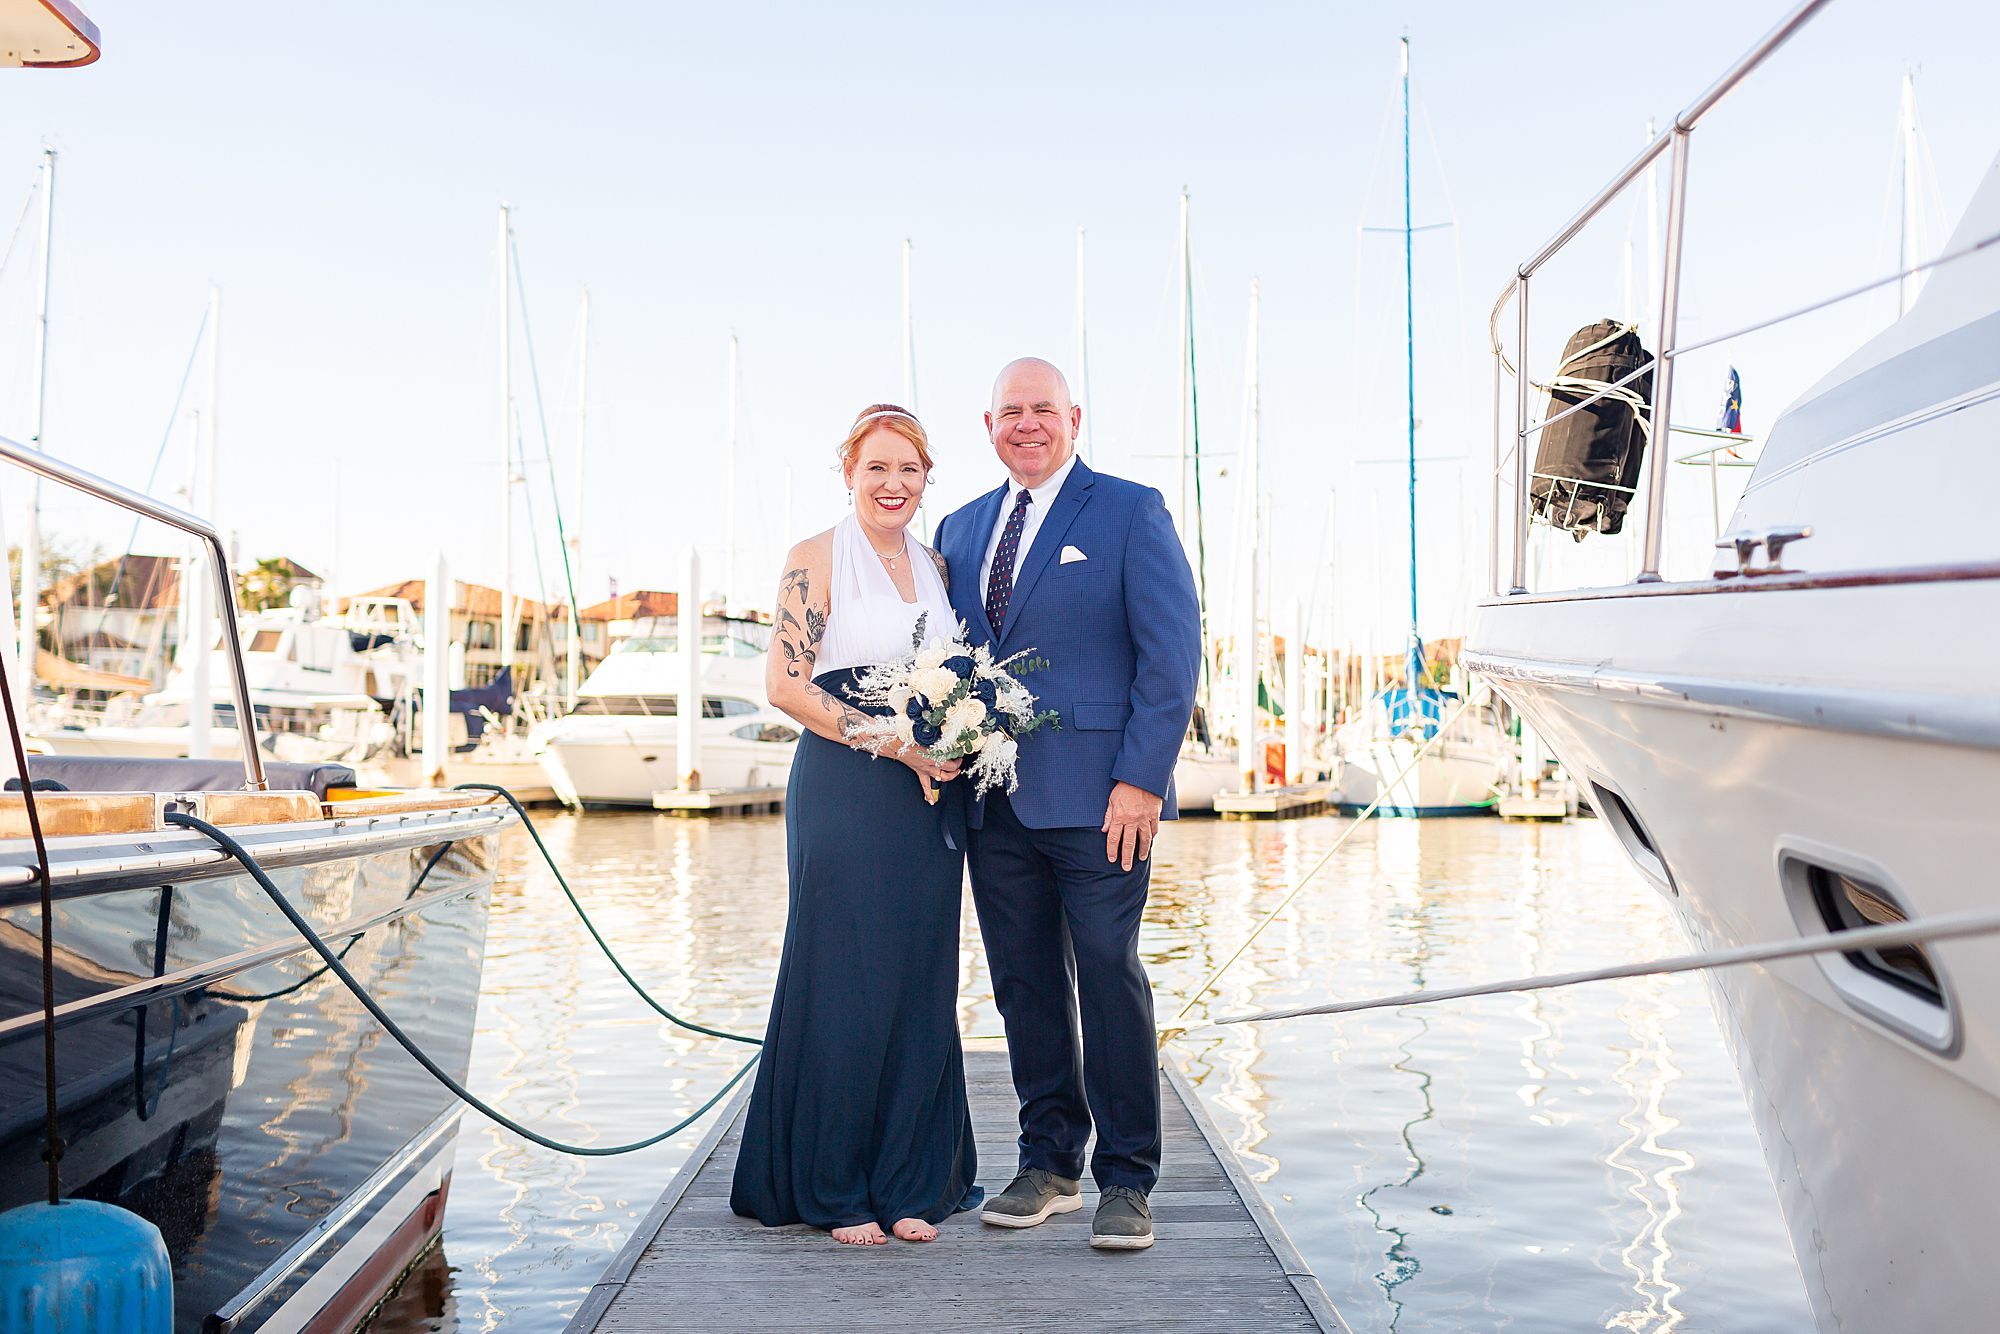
top-left (774, 564), bottom-right (873, 740)
top-left (926, 546), bottom-right (949, 590)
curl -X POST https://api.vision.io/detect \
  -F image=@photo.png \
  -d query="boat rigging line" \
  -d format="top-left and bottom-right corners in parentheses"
top-left (1158, 684), bottom-right (1493, 1044)
top-left (507, 229), bottom-right (584, 650)
top-left (1218, 907), bottom-right (2000, 1025)
top-left (454, 782), bottom-right (763, 1045)
top-left (1489, 218), bottom-right (2000, 380)
top-left (161, 807), bottom-right (759, 1156)
top-left (83, 305), bottom-right (210, 649)
top-left (0, 630), bottom-right (64, 1204)
top-left (8, 624), bottom-right (759, 1157)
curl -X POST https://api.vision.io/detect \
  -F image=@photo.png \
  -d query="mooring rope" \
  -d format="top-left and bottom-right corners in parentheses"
top-left (0, 646), bottom-right (64, 1201)
top-left (1217, 906), bottom-right (2000, 1025)
top-left (197, 840), bottom-right (456, 1005)
top-left (454, 783), bottom-right (762, 1046)
top-left (164, 810), bottom-right (758, 1156)
top-left (1159, 683), bottom-right (1493, 1042)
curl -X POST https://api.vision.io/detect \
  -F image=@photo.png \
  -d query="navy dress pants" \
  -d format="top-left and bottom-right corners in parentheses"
top-left (969, 789), bottom-right (1161, 1193)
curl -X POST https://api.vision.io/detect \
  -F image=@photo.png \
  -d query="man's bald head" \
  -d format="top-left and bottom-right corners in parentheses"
top-left (987, 357), bottom-right (1081, 489)
top-left (991, 357), bottom-right (1073, 412)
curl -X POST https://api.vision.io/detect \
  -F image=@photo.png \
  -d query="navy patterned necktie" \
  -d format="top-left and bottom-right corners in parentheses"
top-left (984, 487), bottom-right (1033, 633)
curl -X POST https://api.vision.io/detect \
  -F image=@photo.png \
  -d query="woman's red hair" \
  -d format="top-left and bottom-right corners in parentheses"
top-left (838, 404), bottom-right (933, 476)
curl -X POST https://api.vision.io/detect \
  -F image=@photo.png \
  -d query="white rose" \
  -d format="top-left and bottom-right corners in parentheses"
top-left (944, 696), bottom-right (988, 739)
top-left (913, 643), bottom-right (950, 672)
top-left (912, 665), bottom-right (960, 703)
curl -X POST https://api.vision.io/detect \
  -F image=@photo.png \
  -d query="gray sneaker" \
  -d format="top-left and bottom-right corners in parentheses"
top-left (1090, 1186), bottom-right (1154, 1250)
top-left (980, 1168), bottom-right (1083, 1228)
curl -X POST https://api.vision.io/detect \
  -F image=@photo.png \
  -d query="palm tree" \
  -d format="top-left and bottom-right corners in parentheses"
top-left (238, 557), bottom-right (297, 611)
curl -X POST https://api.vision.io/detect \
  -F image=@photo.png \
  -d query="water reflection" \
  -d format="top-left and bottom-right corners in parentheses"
top-left (379, 810), bottom-right (1813, 1333)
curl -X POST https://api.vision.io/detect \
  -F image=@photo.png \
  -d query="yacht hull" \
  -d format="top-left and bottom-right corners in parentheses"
top-left (1468, 574), bottom-right (2000, 1331)
top-left (1, 802), bottom-right (509, 1333)
top-left (1172, 749), bottom-right (1234, 813)
top-left (536, 721), bottom-right (795, 808)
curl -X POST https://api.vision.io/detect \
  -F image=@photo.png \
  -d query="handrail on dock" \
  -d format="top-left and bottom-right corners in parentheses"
top-left (0, 431), bottom-right (268, 789)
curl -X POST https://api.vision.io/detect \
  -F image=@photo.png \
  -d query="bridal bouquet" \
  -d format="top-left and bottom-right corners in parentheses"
top-left (844, 613), bottom-right (1059, 801)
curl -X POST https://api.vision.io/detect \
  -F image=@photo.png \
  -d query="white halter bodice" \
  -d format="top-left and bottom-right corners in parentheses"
top-left (814, 515), bottom-right (957, 676)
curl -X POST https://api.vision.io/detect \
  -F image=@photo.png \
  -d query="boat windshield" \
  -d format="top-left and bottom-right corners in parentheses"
top-left (612, 619), bottom-right (770, 659)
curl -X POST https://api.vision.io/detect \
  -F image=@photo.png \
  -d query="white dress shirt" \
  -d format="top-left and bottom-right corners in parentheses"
top-left (980, 453), bottom-right (1080, 594)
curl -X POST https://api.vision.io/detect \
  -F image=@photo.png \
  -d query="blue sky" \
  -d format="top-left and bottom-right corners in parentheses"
top-left (3, 1), bottom-right (1995, 640)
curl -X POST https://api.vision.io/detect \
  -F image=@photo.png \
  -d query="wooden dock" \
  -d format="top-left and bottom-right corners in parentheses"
top-left (1212, 782), bottom-right (1339, 821)
top-left (651, 786), bottom-right (786, 816)
top-left (565, 1045), bottom-right (1348, 1333)
top-left (1497, 792), bottom-right (1570, 821)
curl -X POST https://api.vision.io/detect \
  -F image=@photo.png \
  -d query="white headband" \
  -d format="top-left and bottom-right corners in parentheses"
top-left (851, 408), bottom-right (920, 432)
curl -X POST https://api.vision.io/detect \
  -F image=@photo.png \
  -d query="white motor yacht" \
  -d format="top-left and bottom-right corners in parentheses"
top-left (1467, 9), bottom-right (2000, 1328)
top-left (35, 590), bottom-right (422, 765)
top-left (533, 615), bottom-right (800, 808)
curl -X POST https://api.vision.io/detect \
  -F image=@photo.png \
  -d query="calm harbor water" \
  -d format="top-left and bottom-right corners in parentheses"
top-left (371, 810), bottom-right (1815, 1333)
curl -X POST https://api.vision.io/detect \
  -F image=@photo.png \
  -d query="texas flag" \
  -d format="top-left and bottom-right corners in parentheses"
top-left (1717, 366), bottom-right (1743, 434)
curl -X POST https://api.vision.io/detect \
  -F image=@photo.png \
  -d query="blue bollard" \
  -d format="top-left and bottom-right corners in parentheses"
top-left (0, 1200), bottom-right (172, 1334)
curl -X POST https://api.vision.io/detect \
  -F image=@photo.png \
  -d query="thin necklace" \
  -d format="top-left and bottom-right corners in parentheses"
top-left (872, 538), bottom-right (908, 569)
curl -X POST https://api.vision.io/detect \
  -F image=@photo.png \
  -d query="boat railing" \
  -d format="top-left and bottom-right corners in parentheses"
top-left (0, 432), bottom-right (267, 789)
top-left (1486, 0), bottom-right (1835, 597)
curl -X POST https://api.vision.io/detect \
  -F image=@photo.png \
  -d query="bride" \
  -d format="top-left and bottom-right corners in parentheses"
top-left (729, 404), bottom-right (982, 1245)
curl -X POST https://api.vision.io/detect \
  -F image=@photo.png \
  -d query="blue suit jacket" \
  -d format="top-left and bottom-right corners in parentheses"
top-left (935, 459), bottom-right (1201, 830)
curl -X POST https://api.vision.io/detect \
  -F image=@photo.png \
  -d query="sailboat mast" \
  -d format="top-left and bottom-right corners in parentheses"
top-left (16, 148), bottom-right (54, 717)
top-left (1899, 72), bottom-right (1922, 316)
top-left (1178, 189), bottom-right (1209, 645)
top-left (1075, 227), bottom-right (1092, 464)
top-left (1176, 190), bottom-right (1190, 535)
top-left (497, 205), bottom-right (516, 705)
top-left (1645, 118), bottom-right (1660, 331)
top-left (901, 238), bottom-right (917, 410)
top-left (1236, 280), bottom-right (1262, 795)
top-left (567, 287), bottom-right (589, 710)
top-left (188, 289), bottom-right (222, 759)
top-left (726, 332), bottom-right (739, 610)
top-left (1400, 36), bottom-right (1421, 691)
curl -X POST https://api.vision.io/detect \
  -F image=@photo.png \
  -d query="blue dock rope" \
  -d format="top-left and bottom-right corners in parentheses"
top-left (164, 809), bottom-right (757, 1156)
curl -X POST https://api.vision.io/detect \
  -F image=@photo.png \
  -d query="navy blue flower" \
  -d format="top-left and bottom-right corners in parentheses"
top-left (904, 696), bottom-right (927, 720)
top-left (912, 719), bottom-right (943, 747)
top-left (941, 654), bottom-right (976, 681)
top-left (972, 678), bottom-right (999, 710)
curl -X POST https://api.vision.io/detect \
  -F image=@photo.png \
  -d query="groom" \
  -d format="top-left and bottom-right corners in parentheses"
top-left (935, 357), bottom-right (1200, 1250)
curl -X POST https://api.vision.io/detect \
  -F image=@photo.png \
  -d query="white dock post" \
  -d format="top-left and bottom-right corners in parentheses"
top-left (678, 549), bottom-right (702, 791)
top-left (1284, 601), bottom-right (1304, 786)
top-left (423, 553), bottom-right (451, 787)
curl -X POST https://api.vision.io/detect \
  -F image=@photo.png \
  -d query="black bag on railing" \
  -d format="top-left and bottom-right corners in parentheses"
top-left (1530, 320), bottom-right (1654, 539)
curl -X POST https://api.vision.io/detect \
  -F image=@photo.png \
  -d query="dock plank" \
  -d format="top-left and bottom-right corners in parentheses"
top-left (566, 1049), bottom-right (1348, 1333)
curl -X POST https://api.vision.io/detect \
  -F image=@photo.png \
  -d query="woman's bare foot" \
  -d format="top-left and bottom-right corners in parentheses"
top-left (831, 1222), bottom-right (887, 1245)
top-left (892, 1217), bottom-right (937, 1242)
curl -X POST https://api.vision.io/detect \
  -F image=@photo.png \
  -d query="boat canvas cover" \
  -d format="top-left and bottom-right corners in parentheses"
top-left (1530, 320), bottom-right (1653, 539)
top-left (34, 647), bottom-right (150, 693)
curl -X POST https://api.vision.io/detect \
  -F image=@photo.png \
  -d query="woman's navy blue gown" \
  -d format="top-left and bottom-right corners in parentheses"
top-left (730, 666), bottom-right (981, 1230)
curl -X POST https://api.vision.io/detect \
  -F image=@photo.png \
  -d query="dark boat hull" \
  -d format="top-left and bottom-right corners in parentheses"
top-left (1, 819), bottom-right (502, 1333)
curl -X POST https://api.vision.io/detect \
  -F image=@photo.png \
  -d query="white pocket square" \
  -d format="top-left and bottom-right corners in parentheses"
top-left (1060, 545), bottom-right (1088, 565)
